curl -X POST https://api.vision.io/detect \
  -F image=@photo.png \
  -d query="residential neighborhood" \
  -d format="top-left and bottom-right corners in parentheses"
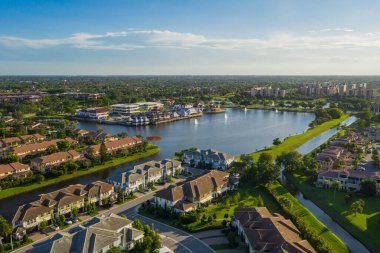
top-left (5, 1), bottom-right (380, 252)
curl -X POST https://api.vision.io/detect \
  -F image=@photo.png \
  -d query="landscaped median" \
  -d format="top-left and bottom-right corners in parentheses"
top-left (246, 114), bottom-right (349, 161)
top-left (266, 181), bottom-right (351, 253)
top-left (0, 146), bottom-right (160, 201)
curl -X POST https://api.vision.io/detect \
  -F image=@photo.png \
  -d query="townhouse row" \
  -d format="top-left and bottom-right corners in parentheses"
top-left (12, 181), bottom-right (116, 232)
top-left (108, 159), bottom-right (183, 193)
top-left (317, 169), bottom-right (380, 194)
top-left (154, 170), bottom-right (239, 213)
top-left (0, 136), bottom-right (142, 178)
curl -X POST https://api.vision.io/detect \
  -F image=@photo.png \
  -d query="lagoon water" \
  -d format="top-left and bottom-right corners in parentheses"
top-left (77, 108), bottom-right (316, 158)
top-left (0, 108), bottom-right (315, 218)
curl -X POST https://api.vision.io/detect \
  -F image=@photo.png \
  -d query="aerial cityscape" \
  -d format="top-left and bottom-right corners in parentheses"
top-left (0, 1), bottom-right (380, 253)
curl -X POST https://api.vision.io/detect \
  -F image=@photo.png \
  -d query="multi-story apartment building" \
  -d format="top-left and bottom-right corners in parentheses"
top-left (74, 107), bottom-right (110, 119)
top-left (111, 104), bottom-right (141, 116)
top-left (251, 86), bottom-right (286, 98)
top-left (299, 83), bottom-right (377, 99)
top-left (60, 92), bottom-right (105, 100)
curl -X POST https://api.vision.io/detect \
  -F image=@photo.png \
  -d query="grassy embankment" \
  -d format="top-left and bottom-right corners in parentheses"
top-left (287, 172), bottom-right (380, 253)
top-left (0, 146), bottom-right (160, 201)
top-left (267, 181), bottom-right (351, 253)
top-left (245, 114), bottom-right (349, 161)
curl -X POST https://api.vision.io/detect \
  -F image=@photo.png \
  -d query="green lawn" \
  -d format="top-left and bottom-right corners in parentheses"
top-left (243, 114), bottom-right (349, 161)
top-left (267, 181), bottom-right (351, 253)
top-left (140, 182), bottom-right (282, 232)
top-left (209, 243), bottom-right (235, 250)
top-left (0, 146), bottom-right (160, 200)
top-left (288, 172), bottom-right (380, 253)
top-left (184, 183), bottom-right (282, 232)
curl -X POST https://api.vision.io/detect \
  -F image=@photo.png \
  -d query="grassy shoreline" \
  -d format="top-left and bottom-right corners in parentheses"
top-left (223, 104), bottom-right (314, 113)
top-left (244, 114), bottom-right (349, 161)
top-left (0, 147), bottom-right (160, 201)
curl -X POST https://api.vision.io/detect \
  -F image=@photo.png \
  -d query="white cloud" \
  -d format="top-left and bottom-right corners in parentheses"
top-left (1, 28), bottom-right (380, 52)
top-left (319, 27), bottom-right (354, 32)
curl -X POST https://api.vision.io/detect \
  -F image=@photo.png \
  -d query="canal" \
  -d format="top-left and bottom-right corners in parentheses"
top-left (292, 116), bottom-right (370, 253)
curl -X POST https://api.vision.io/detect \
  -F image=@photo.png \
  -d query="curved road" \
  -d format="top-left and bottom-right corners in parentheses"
top-left (103, 193), bottom-right (215, 253)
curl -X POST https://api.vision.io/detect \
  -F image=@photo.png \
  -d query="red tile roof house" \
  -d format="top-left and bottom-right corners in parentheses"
top-left (154, 170), bottom-right (236, 213)
top-left (89, 136), bottom-right (142, 155)
top-left (9, 138), bottom-right (77, 158)
top-left (0, 162), bottom-right (30, 180)
top-left (233, 207), bottom-right (316, 253)
top-left (316, 146), bottom-right (345, 170)
top-left (0, 134), bottom-right (45, 149)
top-left (317, 169), bottom-right (380, 194)
top-left (30, 150), bottom-right (83, 173)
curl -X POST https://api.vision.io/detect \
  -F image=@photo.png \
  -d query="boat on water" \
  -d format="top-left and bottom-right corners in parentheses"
top-left (203, 104), bottom-right (226, 114)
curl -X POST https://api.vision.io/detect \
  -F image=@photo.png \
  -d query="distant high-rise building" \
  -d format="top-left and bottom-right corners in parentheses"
top-left (251, 86), bottom-right (286, 98)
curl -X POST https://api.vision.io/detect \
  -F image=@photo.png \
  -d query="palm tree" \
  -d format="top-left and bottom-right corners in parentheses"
top-left (331, 180), bottom-right (342, 199)
top-left (323, 179), bottom-right (330, 189)
top-left (0, 216), bottom-right (12, 249)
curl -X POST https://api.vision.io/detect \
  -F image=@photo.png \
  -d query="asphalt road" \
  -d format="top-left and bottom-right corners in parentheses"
top-left (103, 192), bottom-right (215, 253)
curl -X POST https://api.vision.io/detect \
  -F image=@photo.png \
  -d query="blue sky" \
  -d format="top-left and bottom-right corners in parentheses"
top-left (1, 0), bottom-right (380, 75)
